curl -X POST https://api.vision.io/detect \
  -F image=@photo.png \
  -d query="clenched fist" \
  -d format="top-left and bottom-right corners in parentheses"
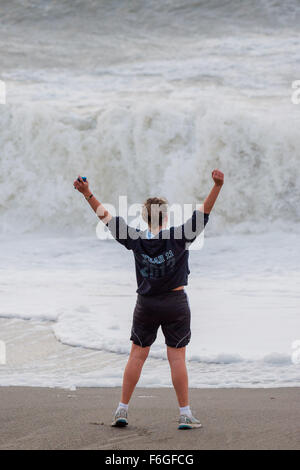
top-left (73, 175), bottom-right (90, 196)
top-left (212, 169), bottom-right (224, 187)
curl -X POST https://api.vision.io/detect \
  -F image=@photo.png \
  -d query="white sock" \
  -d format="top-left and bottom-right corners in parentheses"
top-left (117, 402), bottom-right (128, 411)
top-left (179, 405), bottom-right (192, 417)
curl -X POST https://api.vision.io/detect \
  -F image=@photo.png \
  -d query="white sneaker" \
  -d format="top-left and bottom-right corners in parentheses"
top-left (178, 414), bottom-right (202, 430)
top-left (111, 408), bottom-right (128, 427)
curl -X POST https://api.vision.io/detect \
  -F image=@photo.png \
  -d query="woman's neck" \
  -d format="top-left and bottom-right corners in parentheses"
top-left (148, 226), bottom-right (163, 236)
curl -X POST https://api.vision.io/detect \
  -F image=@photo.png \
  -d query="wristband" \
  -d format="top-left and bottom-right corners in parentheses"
top-left (85, 193), bottom-right (93, 200)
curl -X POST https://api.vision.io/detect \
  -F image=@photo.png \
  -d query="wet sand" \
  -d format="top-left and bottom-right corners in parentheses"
top-left (0, 386), bottom-right (299, 450)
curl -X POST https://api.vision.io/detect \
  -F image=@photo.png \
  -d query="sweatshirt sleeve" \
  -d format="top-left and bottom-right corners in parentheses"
top-left (172, 210), bottom-right (209, 246)
top-left (106, 216), bottom-right (140, 250)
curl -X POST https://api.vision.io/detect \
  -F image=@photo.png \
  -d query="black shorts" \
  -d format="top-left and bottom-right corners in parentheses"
top-left (130, 290), bottom-right (191, 348)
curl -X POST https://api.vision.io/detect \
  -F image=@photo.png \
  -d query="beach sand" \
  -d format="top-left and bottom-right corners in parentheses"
top-left (0, 386), bottom-right (299, 450)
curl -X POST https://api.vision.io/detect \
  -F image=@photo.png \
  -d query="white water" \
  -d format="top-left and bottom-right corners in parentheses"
top-left (1, 99), bottom-right (300, 236)
top-left (0, 0), bottom-right (300, 388)
top-left (0, 231), bottom-right (299, 388)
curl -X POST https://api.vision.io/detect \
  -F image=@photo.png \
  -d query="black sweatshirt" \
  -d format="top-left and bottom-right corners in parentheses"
top-left (107, 210), bottom-right (209, 296)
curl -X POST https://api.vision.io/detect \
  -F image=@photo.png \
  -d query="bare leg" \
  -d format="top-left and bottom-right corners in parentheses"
top-left (121, 343), bottom-right (150, 404)
top-left (167, 346), bottom-right (189, 407)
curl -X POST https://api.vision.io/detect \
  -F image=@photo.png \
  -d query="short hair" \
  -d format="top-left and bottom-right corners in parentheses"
top-left (142, 197), bottom-right (168, 230)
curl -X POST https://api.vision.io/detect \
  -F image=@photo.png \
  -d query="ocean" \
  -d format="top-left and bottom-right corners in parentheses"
top-left (0, 0), bottom-right (300, 389)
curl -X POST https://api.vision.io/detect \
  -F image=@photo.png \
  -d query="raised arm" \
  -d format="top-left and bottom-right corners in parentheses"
top-left (202, 169), bottom-right (224, 214)
top-left (73, 176), bottom-right (112, 224)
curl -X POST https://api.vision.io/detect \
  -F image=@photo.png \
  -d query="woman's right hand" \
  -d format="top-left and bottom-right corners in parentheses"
top-left (212, 169), bottom-right (224, 187)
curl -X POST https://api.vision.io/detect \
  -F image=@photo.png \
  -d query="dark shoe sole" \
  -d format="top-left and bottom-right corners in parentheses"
top-left (112, 418), bottom-right (128, 427)
top-left (178, 423), bottom-right (202, 430)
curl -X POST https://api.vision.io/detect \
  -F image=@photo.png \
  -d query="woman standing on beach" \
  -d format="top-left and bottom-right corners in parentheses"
top-left (74, 169), bottom-right (224, 429)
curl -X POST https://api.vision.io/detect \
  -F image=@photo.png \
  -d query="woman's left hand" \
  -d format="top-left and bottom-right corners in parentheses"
top-left (73, 176), bottom-right (90, 196)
